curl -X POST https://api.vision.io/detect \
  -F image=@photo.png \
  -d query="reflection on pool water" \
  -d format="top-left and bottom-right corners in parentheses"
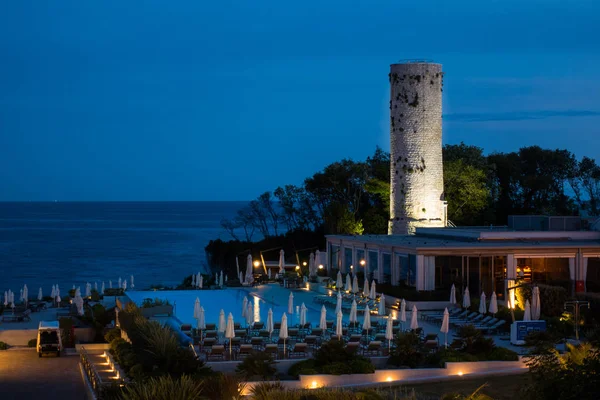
top-left (126, 289), bottom-right (326, 326)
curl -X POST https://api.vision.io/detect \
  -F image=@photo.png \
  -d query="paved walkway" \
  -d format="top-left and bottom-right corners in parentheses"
top-left (0, 350), bottom-right (86, 400)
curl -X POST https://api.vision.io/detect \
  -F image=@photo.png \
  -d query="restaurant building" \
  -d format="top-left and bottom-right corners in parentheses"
top-left (326, 216), bottom-right (600, 300)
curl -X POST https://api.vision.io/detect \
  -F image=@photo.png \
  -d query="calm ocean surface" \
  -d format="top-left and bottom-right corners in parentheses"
top-left (0, 202), bottom-right (245, 295)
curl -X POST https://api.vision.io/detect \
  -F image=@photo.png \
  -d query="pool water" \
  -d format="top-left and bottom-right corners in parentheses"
top-left (126, 288), bottom-right (325, 327)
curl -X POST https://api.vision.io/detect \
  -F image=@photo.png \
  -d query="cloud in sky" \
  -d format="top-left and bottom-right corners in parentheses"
top-left (444, 110), bottom-right (600, 122)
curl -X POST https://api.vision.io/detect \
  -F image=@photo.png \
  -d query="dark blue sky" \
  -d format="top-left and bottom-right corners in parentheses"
top-left (1, 1), bottom-right (599, 201)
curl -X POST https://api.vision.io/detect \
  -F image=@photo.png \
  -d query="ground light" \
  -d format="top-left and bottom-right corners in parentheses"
top-left (311, 380), bottom-right (318, 389)
top-left (457, 371), bottom-right (464, 376)
top-left (386, 377), bottom-right (393, 382)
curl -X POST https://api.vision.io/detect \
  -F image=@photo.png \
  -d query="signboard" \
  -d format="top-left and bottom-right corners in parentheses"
top-left (510, 321), bottom-right (547, 345)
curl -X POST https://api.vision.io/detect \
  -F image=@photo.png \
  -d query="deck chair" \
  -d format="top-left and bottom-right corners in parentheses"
top-left (288, 342), bottom-right (308, 358)
top-left (208, 345), bottom-right (225, 361)
top-left (363, 341), bottom-right (382, 356)
top-left (264, 344), bottom-right (278, 359)
top-left (346, 342), bottom-right (361, 355)
top-left (238, 344), bottom-right (253, 359)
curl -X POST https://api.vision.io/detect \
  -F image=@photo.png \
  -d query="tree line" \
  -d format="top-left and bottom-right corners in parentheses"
top-left (220, 143), bottom-right (600, 239)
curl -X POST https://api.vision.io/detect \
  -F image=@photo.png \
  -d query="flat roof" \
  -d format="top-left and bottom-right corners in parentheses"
top-left (38, 321), bottom-right (60, 329)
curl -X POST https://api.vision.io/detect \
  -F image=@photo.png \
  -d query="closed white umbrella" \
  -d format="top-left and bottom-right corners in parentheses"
top-left (55, 294), bottom-right (61, 306)
top-left (225, 312), bottom-right (235, 359)
top-left (219, 271), bottom-right (224, 287)
top-left (463, 287), bottom-right (471, 309)
top-left (379, 294), bottom-right (386, 316)
top-left (122, 280), bottom-right (127, 290)
top-left (199, 275), bottom-right (203, 289)
top-left (385, 314), bottom-right (394, 353)
top-left (19, 288), bottom-right (23, 302)
top-left (3, 291), bottom-right (7, 307)
top-left (118, 277), bottom-right (122, 289)
top-left (400, 299), bottom-right (407, 327)
top-left (363, 279), bottom-right (370, 298)
top-left (266, 308), bottom-right (274, 338)
top-left (335, 291), bottom-right (343, 315)
top-left (532, 286), bottom-right (541, 321)
top-left (410, 304), bottom-right (419, 330)
top-left (352, 275), bottom-right (359, 294)
top-left (280, 313), bottom-right (289, 357)
top-left (309, 252), bottom-right (316, 277)
top-left (75, 294), bottom-right (84, 316)
top-left (197, 306), bottom-right (206, 335)
top-left (86, 282), bottom-right (91, 298)
top-left (225, 274), bottom-right (228, 283)
top-left (94, 282), bottom-right (98, 292)
top-left (51, 285), bottom-right (56, 300)
top-left (196, 272), bottom-right (201, 288)
top-left (38, 287), bottom-right (43, 301)
top-left (523, 299), bottom-right (531, 321)
top-left (239, 271), bottom-right (244, 283)
top-left (315, 250), bottom-right (321, 271)
top-left (279, 249), bottom-right (285, 274)
top-left (215, 272), bottom-right (218, 283)
top-left (336, 310), bottom-right (343, 339)
top-left (489, 292), bottom-right (498, 316)
top-left (192, 273), bottom-right (196, 287)
top-left (193, 297), bottom-right (201, 320)
top-left (130, 275), bottom-right (134, 289)
top-left (101, 282), bottom-right (105, 295)
top-left (268, 269), bottom-right (272, 279)
top-left (23, 285), bottom-right (28, 305)
top-left (370, 280), bottom-right (377, 299)
top-left (288, 292), bottom-right (294, 315)
top-left (109, 280), bottom-right (112, 289)
top-left (300, 303), bottom-right (307, 327)
top-left (246, 303), bottom-right (253, 326)
top-left (319, 305), bottom-right (327, 331)
top-left (246, 254), bottom-right (253, 284)
top-left (218, 309), bottom-right (226, 334)
top-left (450, 284), bottom-right (457, 305)
top-left (56, 285), bottom-right (60, 298)
top-left (236, 256), bottom-right (240, 279)
top-left (349, 299), bottom-right (358, 328)
top-left (363, 305), bottom-right (371, 336)
top-left (336, 271), bottom-right (343, 290)
top-left (242, 297), bottom-right (248, 319)
top-left (345, 274), bottom-right (351, 292)
top-left (479, 292), bottom-right (487, 314)
top-left (440, 308), bottom-right (450, 348)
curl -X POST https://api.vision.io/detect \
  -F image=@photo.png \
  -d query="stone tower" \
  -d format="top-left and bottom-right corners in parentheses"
top-left (388, 62), bottom-right (447, 235)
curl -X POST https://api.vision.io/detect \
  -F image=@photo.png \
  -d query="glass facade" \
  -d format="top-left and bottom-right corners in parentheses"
top-left (368, 251), bottom-right (378, 281)
top-left (344, 247), bottom-right (354, 272)
top-left (408, 254), bottom-right (416, 286)
top-left (382, 253), bottom-right (391, 283)
top-left (493, 256), bottom-right (507, 301)
top-left (516, 258), bottom-right (570, 286)
top-left (330, 245), bottom-right (339, 271)
top-left (587, 257), bottom-right (600, 292)
top-left (396, 254), bottom-right (409, 286)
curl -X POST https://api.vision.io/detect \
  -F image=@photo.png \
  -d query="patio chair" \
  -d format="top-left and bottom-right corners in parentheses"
top-left (362, 341), bottom-right (382, 356)
top-left (311, 328), bottom-right (324, 337)
top-left (304, 335), bottom-right (319, 350)
top-left (288, 342), bottom-right (308, 358)
top-left (202, 337), bottom-right (217, 349)
top-left (264, 344), bottom-right (278, 359)
top-left (238, 344), bottom-right (253, 359)
top-left (424, 334), bottom-right (439, 351)
top-left (207, 345), bottom-right (225, 361)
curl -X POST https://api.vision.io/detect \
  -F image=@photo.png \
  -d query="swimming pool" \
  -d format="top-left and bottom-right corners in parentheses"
top-left (126, 287), bottom-right (327, 327)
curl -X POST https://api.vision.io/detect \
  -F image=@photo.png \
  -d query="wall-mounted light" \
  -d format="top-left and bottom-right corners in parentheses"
top-left (253, 261), bottom-right (260, 267)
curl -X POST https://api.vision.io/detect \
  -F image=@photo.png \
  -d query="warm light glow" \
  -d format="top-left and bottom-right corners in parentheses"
top-left (295, 266), bottom-right (300, 270)
top-left (253, 261), bottom-right (260, 267)
top-left (318, 264), bottom-right (324, 269)
top-left (350, 265), bottom-right (354, 269)
top-left (303, 261), bottom-right (307, 266)
top-left (103, 352), bottom-right (107, 358)
top-left (328, 290), bottom-right (332, 296)
top-left (457, 371), bottom-right (463, 376)
top-left (386, 377), bottom-right (392, 382)
top-left (311, 380), bottom-right (318, 389)
top-left (360, 260), bottom-right (366, 266)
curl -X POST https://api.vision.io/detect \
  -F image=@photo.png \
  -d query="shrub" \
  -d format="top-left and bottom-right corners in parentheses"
top-left (90, 289), bottom-right (100, 302)
top-left (484, 347), bottom-right (519, 361)
top-left (120, 374), bottom-right (203, 400)
top-left (0, 341), bottom-right (9, 350)
top-left (235, 351), bottom-right (277, 380)
top-left (451, 325), bottom-right (495, 355)
top-left (349, 358), bottom-right (376, 374)
top-left (28, 338), bottom-right (37, 348)
top-left (388, 331), bottom-right (425, 368)
top-left (288, 359), bottom-right (317, 378)
top-left (249, 382), bottom-right (285, 400)
top-left (105, 327), bottom-right (122, 343)
top-left (201, 374), bottom-right (245, 400)
top-left (321, 362), bottom-right (353, 375)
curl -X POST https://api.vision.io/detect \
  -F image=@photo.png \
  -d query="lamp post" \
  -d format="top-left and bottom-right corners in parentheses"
top-left (564, 300), bottom-right (590, 341)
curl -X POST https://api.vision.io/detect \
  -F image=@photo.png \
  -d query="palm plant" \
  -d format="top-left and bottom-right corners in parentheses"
top-left (120, 375), bottom-right (203, 400)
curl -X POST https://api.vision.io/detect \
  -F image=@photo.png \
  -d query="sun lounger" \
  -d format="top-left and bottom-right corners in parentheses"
top-left (238, 344), bottom-right (253, 359)
top-left (205, 330), bottom-right (218, 339)
top-left (304, 335), bottom-right (319, 349)
top-left (363, 341), bottom-right (382, 356)
top-left (346, 342), bottom-right (360, 355)
top-left (478, 320), bottom-right (506, 334)
top-left (1, 309), bottom-right (31, 322)
top-left (311, 328), bottom-right (324, 336)
top-left (288, 342), bottom-right (308, 358)
top-left (208, 345), bottom-right (225, 361)
top-left (202, 337), bottom-right (217, 348)
top-left (264, 344), bottom-right (278, 359)
top-left (205, 323), bottom-right (216, 330)
top-left (250, 337), bottom-right (265, 350)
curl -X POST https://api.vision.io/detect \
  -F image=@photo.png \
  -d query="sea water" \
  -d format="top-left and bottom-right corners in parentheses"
top-left (0, 201), bottom-right (245, 295)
